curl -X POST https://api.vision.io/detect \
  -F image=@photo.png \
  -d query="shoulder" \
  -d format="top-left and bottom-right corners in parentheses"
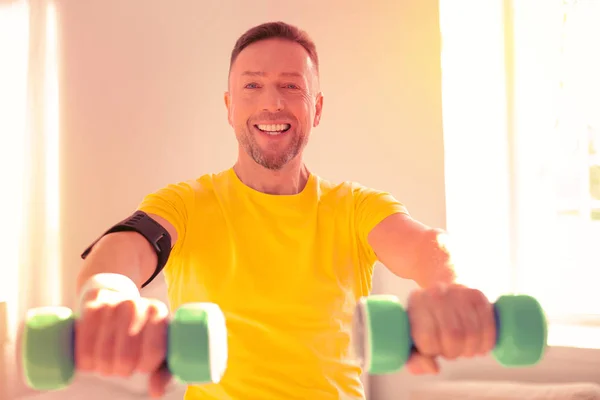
top-left (145, 170), bottom-right (229, 208)
top-left (314, 174), bottom-right (379, 199)
top-left (173, 169), bottom-right (231, 194)
top-left (313, 173), bottom-right (407, 216)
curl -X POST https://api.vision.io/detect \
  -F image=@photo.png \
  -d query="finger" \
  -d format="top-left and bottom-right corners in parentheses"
top-left (408, 291), bottom-right (441, 357)
top-left (94, 304), bottom-right (118, 375)
top-left (112, 299), bottom-right (142, 377)
top-left (428, 286), bottom-right (466, 360)
top-left (405, 352), bottom-right (440, 375)
top-left (433, 301), bottom-right (465, 360)
top-left (148, 365), bottom-right (172, 398)
top-left (458, 294), bottom-right (481, 358)
top-left (137, 300), bottom-right (169, 374)
top-left (75, 303), bottom-right (105, 372)
top-left (473, 293), bottom-right (496, 355)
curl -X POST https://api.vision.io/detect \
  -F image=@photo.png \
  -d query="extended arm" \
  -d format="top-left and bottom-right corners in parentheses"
top-left (368, 213), bottom-right (456, 288)
top-left (76, 213), bottom-right (178, 294)
top-left (76, 180), bottom-right (194, 296)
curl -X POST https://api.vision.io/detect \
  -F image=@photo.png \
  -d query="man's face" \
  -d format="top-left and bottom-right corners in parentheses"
top-left (225, 38), bottom-right (323, 171)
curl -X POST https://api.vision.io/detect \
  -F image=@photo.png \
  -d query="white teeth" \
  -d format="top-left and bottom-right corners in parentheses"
top-left (256, 123), bottom-right (290, 134)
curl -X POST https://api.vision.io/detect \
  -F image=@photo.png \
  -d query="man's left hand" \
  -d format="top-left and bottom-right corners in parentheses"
top-left (405, 283), bottom-right (496, 375)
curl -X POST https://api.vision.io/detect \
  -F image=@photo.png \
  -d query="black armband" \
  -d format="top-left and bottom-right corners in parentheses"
top-left (81, 211), bottom-right (172, 288)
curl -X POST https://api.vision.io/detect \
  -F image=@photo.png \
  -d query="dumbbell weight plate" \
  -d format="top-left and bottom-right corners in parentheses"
top-left (168, 302), bottom-right (228, 384)
top-left (352, 295), bottom-right (412, 375)
top-left (492, 294), bottom-right (547, 367)
top-left (22, 306), bottom-right (76, 390)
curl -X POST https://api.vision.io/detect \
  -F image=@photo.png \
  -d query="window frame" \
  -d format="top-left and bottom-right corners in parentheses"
top-left (440, 0), bottom-right (600, 350)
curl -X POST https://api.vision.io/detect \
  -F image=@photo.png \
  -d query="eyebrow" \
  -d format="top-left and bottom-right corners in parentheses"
top-left (241, 71), bottom-right (303, 78)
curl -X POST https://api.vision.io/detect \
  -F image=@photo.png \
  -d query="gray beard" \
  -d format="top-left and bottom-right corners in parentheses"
top-left (238, 127), bottom-right (305, 170)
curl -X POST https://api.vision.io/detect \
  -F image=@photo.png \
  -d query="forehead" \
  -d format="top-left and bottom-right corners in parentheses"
top-left (230, 38), bottom-right (316, 79)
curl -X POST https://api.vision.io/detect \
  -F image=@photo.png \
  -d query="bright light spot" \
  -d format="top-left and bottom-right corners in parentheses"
top-left (439, 0), bottom-right (511, 300)
top-left (0, 0), bottom-right (61, 337)
top-left (0, 2), bottom-right (29, 310)
top-left (45, 1), bottom-right (62, 306)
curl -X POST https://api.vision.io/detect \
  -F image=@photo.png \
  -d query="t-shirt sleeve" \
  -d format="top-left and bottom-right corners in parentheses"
top-left (137, 181), bottom-right (196, 255)
top-left (354, 185), bottom-right (409, 265)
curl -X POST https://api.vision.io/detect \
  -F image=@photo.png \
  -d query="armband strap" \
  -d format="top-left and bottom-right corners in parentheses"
top-left (81, 211), bottom-right (172, 287)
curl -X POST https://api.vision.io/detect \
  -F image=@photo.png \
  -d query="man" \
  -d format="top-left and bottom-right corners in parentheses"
top-left (75, 21), bottom-right (495, 399)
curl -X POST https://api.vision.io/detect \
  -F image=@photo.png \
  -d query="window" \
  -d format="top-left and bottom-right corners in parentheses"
top-left (440, 0), bottom-right (600, 348)
top-left (0, 1), bottom-right (30, 314)
top-left (513, 0), bottom-right (600, 317)
top-left (0, 0), bottom-right (60, 338)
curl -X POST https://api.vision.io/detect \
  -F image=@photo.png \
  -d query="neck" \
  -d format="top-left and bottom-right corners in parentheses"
top-left (233, 156), bottom-right (310, 195)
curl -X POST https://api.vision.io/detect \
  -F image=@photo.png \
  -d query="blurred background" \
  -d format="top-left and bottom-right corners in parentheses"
top-left (1, 0), bottom-right (599, 398)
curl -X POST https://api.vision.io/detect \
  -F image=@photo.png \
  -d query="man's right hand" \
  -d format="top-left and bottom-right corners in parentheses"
top-left (73, 211), bottom-right (179, 397)
top-left (76, 289), bottom-right (172, 398)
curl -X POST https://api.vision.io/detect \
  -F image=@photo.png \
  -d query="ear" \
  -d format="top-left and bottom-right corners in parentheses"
top-left (313, 92), bottom-right (323, 127)
top-left (224, 91), bottom-right (233, 126)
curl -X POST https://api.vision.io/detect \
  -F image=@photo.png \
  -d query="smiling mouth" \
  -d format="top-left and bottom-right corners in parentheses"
top-left (254, 123), bottom-right (291, 136)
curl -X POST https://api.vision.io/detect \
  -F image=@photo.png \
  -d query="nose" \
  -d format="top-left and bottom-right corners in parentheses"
top-left (261, 86), bottom-right (285, 112)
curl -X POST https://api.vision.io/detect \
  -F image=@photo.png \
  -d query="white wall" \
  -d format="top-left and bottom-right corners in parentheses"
top-left (56, 0), bottom-right (446, 314)
top-left (11, 0), bottom-right (600, 399)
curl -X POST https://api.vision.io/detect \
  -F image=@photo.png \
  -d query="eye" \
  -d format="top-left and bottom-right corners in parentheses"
top-left (284, 83), bottom-right (300, 90)
top-left (244, 82), bottom-right (260, 89)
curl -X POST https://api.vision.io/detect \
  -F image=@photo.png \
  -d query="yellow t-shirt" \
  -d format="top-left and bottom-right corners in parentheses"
top-left (138, 168), bottom-right (407, 400)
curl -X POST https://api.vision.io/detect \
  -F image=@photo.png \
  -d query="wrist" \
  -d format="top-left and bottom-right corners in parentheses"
top-left (416, 229), bottom-right (458, 287)
top-left (79, 273), bottom-right (140, 306)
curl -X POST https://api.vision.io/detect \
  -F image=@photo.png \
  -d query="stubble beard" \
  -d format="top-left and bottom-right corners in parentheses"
top-left (238, 124), bottom-right (306, 171)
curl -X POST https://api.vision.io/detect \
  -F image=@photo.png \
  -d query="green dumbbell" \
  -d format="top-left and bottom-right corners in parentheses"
top-left (352, 294), bottom-right (547, 374)
top-left (21, 302), bottom-right (228, 390)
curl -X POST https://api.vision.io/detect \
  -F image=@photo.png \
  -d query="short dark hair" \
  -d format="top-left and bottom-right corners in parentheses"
top-left (229, 21), bottom-right (320, 74)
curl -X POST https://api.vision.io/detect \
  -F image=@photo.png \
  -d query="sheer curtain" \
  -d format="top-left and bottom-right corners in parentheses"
top-left (0, 0), bottom-right (60, 395)
top-left (441, 0), bottom-right (600, 348)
